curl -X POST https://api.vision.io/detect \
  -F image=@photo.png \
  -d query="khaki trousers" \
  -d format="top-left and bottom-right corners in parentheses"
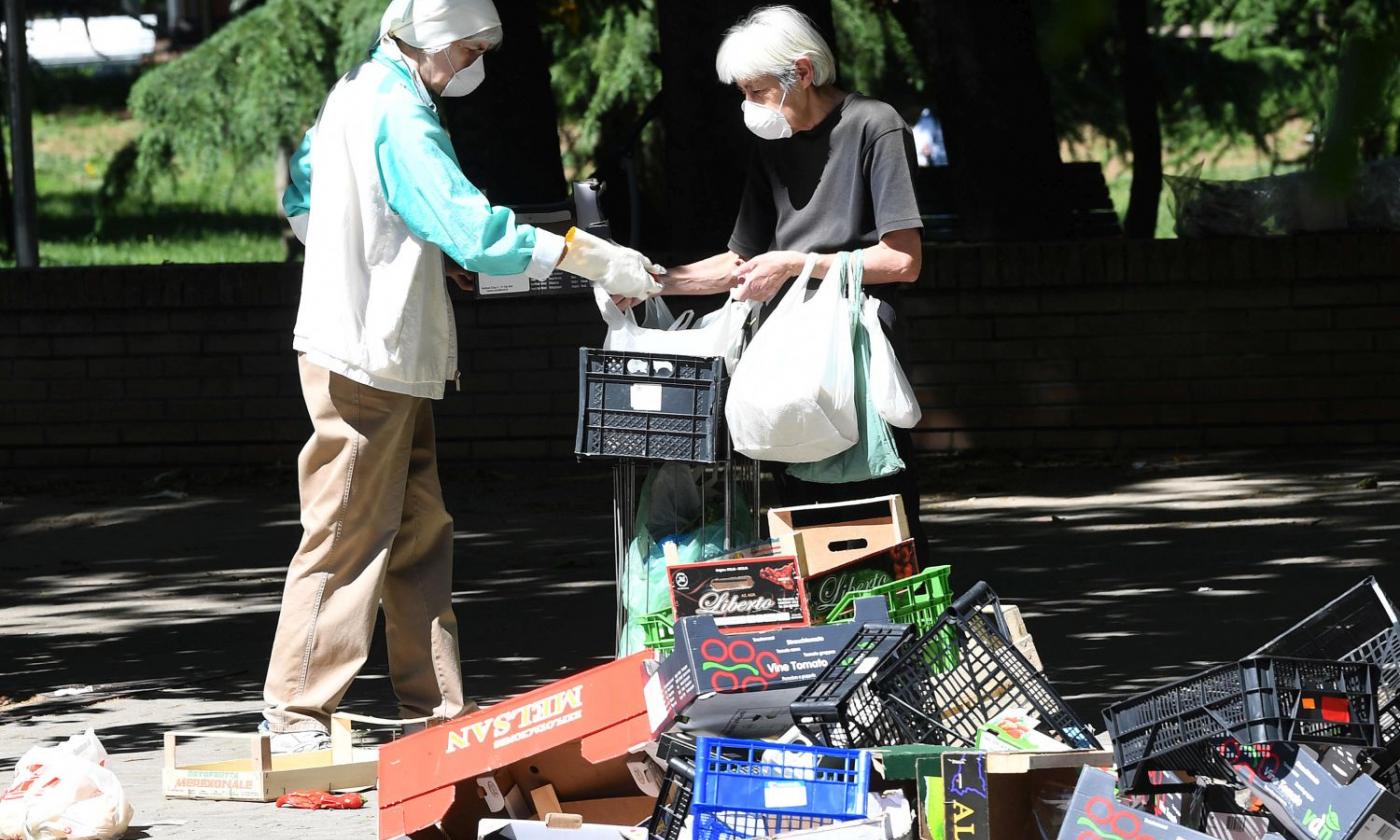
top-left (262, 355), bottom-right (466, 732)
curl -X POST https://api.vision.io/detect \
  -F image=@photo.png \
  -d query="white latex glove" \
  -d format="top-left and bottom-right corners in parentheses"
top-left (559, 227), bottom-right (665, 300)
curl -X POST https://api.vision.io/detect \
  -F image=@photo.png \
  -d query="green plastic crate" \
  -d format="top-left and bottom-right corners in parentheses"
top-left (824, 566), bottom-right (952, 635)
top-left (640, 609), bottom-right (676, 654)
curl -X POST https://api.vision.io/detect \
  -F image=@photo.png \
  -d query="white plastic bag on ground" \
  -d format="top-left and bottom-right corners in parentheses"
top-left (862, 297), bottom-right (921, 429)
top-left (0, 730), bottom-right (133, 840)
top-left (725, 253), bottom-right (858, 463)
top-left (594, 287), bottom-right (758, 373)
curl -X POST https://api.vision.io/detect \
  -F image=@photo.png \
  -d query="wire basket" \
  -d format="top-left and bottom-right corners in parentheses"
top-left (791, 623), bottom-right (918, 748)
top-left (870, 582), bottom-right (1098, 751)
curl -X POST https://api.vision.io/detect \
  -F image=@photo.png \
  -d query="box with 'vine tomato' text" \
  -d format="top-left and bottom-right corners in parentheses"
top-left (643, 596), bottom-right (889, 736)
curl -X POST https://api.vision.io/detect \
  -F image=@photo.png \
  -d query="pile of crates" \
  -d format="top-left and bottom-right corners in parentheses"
top-left (1088, 576), bottom-right (1400, 840)
top-left (642, 580), bottom-right (1105, 840)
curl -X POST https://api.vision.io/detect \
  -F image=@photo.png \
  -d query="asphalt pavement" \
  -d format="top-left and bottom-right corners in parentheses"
top-left (3, 450), bottom-right (1399, 839)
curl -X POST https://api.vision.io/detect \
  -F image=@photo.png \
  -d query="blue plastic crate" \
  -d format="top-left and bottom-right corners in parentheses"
top-left (691, 737), bottom-right (869, 840)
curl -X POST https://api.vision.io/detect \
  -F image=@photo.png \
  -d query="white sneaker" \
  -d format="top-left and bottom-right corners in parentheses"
top-left (258, 720), bottom-right (330, 754)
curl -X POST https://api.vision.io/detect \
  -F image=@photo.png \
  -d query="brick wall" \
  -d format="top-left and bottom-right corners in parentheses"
top-left (2, 233), bottom-right (1398, 470)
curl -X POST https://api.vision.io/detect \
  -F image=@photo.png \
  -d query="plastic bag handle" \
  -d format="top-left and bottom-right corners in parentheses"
top-left (768, 252), bottom-right (823, 317)
top-left (593, 284), bottom-right (635, 329)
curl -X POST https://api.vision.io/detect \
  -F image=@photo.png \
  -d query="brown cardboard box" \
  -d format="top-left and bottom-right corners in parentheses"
top-left (528, 785), bottom-right (656, 827)
top-left (768, 495), bottom-right (910, 577)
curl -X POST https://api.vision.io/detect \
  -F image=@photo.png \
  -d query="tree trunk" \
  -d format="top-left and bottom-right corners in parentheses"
top-left (890, 0), bottom-right (1068, 241)
top-left (1118, 0), bottom-right (1161, 239)
top-left (438, 0), bottom-right (568, 208)
top-left (657, 0), bottom-right (834, 254)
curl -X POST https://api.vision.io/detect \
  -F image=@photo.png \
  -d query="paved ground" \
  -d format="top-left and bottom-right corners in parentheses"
top-left (3, 450), bottom-right (1399, 839)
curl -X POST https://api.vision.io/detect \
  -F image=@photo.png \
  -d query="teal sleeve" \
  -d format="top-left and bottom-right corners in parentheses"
top-left (374, 96), bottom-right (537, 275)
top-left (282, 127), bottom-right (313, 217)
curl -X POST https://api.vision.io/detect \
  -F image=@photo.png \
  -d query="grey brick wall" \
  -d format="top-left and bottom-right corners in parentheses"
top-left (2, 234), bottom-right (1400, 470)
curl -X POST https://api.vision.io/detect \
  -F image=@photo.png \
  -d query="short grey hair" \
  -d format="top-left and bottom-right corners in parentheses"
top-left (715, 5), bottom-right (836, 89)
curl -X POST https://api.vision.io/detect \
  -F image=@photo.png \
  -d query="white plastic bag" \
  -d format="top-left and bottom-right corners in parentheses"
top-left (862, 297), bottom-right (921, 429)
top-left (725, 253), bottom-right (858, 463)
top-left (594, 287), bottom-right (758, 373)
top-left (0, 730), bottom-right (133, 840)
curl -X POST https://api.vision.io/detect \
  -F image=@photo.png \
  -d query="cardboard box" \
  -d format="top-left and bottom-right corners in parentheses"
top-left (162, 713), bottom-right (377, 802)
top-left (643, 596), bottom-right (891, 736)
top-left (872, 745), bottom-right (957, 840)
top-left (768, 495), bottom-right (910, 577)
top-left (1222, 740), bottom-right (1400, 840)
top-left (994, 605), bottom-right (1029, 642)
top-left (1012, 634), bottom-right (1043, 673)
top-left (478, 818), bottom-right (646, 840)
top-left (668, 556), bottom-right (811, 632)
top-left (526, 784), bottom-right (656, 827)
top-left (805, 539), bottom-right (919, 624)
top-left (1058, 766), bottom-right (1219, 840)
top-left (913, 750), bottom-right (1115, 840)
top-left (379, 653), bottom-right (656, 840)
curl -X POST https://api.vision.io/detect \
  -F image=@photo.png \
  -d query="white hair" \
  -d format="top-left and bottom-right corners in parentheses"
top-left (715, 5), bottom-right (836, 89)
top-left (469, 25), bottom-right (503, 48)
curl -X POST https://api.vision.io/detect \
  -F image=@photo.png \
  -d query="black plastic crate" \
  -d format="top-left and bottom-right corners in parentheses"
top-left (871, 582), bottom-right (1099, 751)
top-left (647, 755), bottom-right (696, 840)
top-left (1251, 576), bottom-right (1400, 745)
top-left (1104, 656), bottom-right (1382, 793)
top-left (1377, 756), bottom-right (1400, 797)
top-left (657, 731), bottom-right (698, 762)
top-left (576, 348), bottom-right (726, 463)
top-left (791, 623), bottom-right (918, 748)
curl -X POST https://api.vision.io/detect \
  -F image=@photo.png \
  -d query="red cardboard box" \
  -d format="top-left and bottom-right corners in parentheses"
top-left (379, 652), bottom-right (657, 840)
top-left (667, 556), bottom-right (811, 633)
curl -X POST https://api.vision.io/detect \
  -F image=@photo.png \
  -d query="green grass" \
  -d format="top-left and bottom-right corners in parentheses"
top-left (8, 106), bottom-right (285, 267)
top-left (1091, 124), bottom-right (1311, 239)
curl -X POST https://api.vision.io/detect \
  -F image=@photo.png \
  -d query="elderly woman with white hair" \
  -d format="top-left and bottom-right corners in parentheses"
top-left (659, 4), bottom-right (931, 563)
top-left (262, 0), bottom-right (661, 754)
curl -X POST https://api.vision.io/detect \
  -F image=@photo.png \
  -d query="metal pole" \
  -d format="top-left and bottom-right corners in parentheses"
top-left (5, 0), bottom-right (37, 267)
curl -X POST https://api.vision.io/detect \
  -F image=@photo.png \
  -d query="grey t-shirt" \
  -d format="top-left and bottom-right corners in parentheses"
top-left (728, 92), bottom-right (923, 303)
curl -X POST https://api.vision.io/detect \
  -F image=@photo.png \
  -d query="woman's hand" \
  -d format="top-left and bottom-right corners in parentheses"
top-left (443, 255), bottom-right (477, 292)
top-left (734, 251), bottom-right (804, 302)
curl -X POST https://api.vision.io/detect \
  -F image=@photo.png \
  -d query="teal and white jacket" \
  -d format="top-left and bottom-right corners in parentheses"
top-left (282, 40), bottom-right (564, 399)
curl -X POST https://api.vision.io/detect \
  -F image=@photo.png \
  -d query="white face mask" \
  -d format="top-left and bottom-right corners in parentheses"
top-left (439, 52), bottom-right (485, 97)
top-left (742, 89), bottom-right (792, 140)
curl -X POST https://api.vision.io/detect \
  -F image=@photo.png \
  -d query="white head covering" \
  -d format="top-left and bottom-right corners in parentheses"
top-left (379, 0), bottom-right (502, 51)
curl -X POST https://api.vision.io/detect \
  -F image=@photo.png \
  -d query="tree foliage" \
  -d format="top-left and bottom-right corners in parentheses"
top-left (110, 0), bottom-right (379, 201)
top-left (1039, 0), bottom-right (1399, 171)
top-left (541, 0), bottom-right (660, 176)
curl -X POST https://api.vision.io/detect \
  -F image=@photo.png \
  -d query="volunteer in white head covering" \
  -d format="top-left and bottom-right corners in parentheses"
top-left (261, 0), bottom-right (663, 754)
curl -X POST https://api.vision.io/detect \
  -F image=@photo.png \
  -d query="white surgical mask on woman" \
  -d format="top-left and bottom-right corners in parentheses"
top-left (438, 51), bottom-right (485, 97)
top-left (742, 88), bottom-right (793, 140)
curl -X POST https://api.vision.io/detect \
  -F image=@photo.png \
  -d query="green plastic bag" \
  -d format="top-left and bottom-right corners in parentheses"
top-left (616, 465), bottom-right (754, 656)
top-left (787, 252), bottom-right (905, 484)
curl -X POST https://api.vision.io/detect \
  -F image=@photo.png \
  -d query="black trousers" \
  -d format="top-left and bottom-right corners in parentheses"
top-left (758, 284), bottom-right (930, 567)
top-left (768, 425), bottom-right (930, 569)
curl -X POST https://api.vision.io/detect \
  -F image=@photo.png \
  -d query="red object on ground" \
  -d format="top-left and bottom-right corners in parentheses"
top-left (377, 652), bottom-right (655, 840)
top-left (275, 790), bottom-right (366, 809)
